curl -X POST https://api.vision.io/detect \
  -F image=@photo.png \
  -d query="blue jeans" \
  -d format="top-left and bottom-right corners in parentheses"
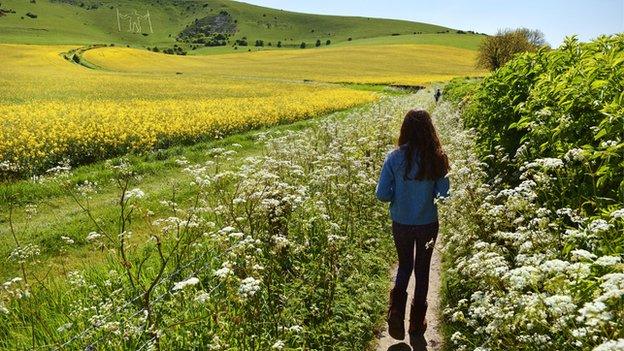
top-left (392, 221), bottom-right (439, 306)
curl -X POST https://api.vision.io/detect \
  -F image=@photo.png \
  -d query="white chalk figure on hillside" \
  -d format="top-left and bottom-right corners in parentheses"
top-left (116, 9), bottom-right (153, 33)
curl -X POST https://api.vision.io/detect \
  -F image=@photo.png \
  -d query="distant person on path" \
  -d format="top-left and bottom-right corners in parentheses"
top-left (434, 88), bottom-right (442, 103)
top-left (376, 109), bottom-right (450, 342)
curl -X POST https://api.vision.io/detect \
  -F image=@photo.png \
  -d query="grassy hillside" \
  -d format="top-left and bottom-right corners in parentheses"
top-left (0, 0), bottom-right (456, 48)
top-left (333, 33), bottom-right (485, 50)
top-left (190, 32), bottom-right (484, 55)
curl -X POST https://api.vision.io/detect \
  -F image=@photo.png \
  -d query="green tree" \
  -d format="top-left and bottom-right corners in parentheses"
top-left (300, 42), bottom-right (306, 49)
top-left (517, 27), bottom-right (548, 46)
top-left (315, 39), bottom-right (321, 47)
top-left (477, 28), bottom-right (548, 70)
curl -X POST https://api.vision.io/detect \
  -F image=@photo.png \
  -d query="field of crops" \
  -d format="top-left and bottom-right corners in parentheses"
top-left (0, 44), bottom-right (382, 178)
top-left (0, 41), bottom-right (482, 178)
top-left (4, 0), bottom-right (622, 349)
top-left (83, 43), bottom-right (480, 85)
top-left (6, 3), bottom-right (621, 349)
top-left (440, 34), bottom-right (623, 350)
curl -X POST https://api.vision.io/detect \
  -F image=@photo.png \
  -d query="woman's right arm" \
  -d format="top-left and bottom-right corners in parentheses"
top-left (375, 153), bottom-right (395, 202)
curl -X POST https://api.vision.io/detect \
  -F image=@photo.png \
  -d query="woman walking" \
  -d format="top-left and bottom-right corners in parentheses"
top-left (375, 109), bottom-right (450, 341)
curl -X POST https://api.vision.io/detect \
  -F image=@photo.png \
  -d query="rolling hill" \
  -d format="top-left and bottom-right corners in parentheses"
top-left (0, 0), bottom-right (466, 51)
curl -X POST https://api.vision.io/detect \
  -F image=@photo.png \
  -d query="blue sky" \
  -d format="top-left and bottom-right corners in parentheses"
top-left (242, 0), bottom-right (623, 47)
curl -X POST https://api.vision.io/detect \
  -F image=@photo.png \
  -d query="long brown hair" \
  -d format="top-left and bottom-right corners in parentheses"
top-left (398, 109), bottom-right (449, 181)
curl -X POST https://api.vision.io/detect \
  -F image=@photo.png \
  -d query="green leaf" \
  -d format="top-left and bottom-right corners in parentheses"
top-left (594, 128), bottom-right (608, 140)
top-left (591, 80), bottom-right (608, 89)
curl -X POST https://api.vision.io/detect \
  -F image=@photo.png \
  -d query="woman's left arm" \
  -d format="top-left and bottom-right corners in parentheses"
top-left (375, 154), bottom-right (395, 202)
top-left (434, 175), bottom-right (450, 198)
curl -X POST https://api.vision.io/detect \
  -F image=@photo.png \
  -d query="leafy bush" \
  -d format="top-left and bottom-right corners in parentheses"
top-left (442, 77), bottom-right (481, 106)
top-left (441, 34), bottom-right (624, 351)
top-left (177, 11), bottom-right (236, 46)
top-left (0, 6), bottom-right (16, 16)
top-left (460, 35), bottom-right (623, 211)
top-left (235, 39), bottom-right (248, 46)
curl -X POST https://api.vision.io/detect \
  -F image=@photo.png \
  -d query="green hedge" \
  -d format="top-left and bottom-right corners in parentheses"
top-left (440, 34), bottom-right (623, 351)
top-left (447, 34), bottom-right (623, 213)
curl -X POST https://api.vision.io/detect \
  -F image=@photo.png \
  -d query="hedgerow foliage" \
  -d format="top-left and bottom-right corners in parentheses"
top-left (464, 34), bottom-right (623, 213)
top-left (441, 34), bottom-right (623, 350)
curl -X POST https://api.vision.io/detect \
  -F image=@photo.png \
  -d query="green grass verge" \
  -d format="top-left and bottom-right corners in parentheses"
top-left (0, 93), bottom-right (405, 281)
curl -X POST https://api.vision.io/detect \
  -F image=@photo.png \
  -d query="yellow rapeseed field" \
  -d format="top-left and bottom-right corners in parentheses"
top-left (0, 42), bottom-right (482, 175)
top-left (0, 45), bottom-right (376, 175)
top-left (84, 44), bottom-right (482, 86)
top-left (0, 93), bottom-right (375, 172)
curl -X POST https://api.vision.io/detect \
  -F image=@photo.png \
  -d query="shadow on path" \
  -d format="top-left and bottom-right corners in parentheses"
top-left (385, 334), bottom-right (429, 351)
top-left (387, 342), bottom-right (411, 351)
